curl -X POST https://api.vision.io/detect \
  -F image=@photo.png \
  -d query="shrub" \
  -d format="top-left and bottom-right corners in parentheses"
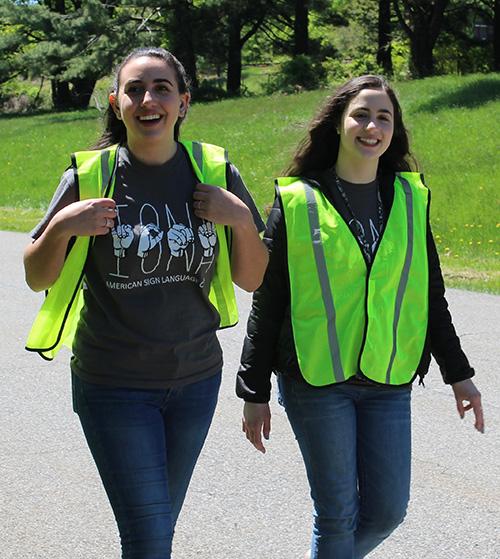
top-left (262, 55), bottom-right (328, 94)
top-left (324, 54), bottom-right (385, 83)
top-left (0, 79), bottom-right (50, 114)
top-left (193, 78), bottom-right (228, 102)
top-left (434, 40), bottom-right (493, 75)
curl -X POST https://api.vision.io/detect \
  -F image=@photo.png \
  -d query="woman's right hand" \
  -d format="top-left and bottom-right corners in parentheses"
top-left (242, 402), bottom-right (271, 454)
top-left (24, 198), bottom-right (116, 292)
top-left (53, 198), bottom-right (117, 238)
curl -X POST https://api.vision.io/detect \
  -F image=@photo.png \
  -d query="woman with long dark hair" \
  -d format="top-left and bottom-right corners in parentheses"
top-left (25, 47), bottom-right (268, 558)
top-left (237, 75), bottom-right (483, 559)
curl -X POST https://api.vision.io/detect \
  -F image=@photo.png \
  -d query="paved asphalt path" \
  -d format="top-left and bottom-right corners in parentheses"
top-left (1, 230), bottom-right (499, 559)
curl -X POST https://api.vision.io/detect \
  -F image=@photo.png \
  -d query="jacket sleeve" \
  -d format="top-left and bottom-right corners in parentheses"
top-left (236, 197), bottom-right (289, 402)
top-left (427, 224), bottom-right (475, 384)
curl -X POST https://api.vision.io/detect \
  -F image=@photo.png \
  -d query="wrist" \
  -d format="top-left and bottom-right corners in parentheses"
top-left (230, 205), bottom-right (253, 231)
top-left (50, 211), bottom-right (76, 242)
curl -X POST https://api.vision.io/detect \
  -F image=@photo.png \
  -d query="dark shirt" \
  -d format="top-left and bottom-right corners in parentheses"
top-left (32, 144), bottom-right (264, 389)
top-left (325, 171), bottom-right (382, 261)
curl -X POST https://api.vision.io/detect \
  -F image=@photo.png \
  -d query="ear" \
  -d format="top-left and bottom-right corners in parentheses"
top-left (109, 93), bottom-right (121, 120)
top-left (179, 92), bottom-right (191, 117)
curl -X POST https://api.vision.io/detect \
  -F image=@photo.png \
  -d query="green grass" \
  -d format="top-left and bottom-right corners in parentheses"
top-left (1, 73), bottom-right (498, 292)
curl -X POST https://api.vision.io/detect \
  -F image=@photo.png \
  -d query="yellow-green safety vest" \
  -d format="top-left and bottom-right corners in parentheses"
top-left (278, 172), bottom-right (429, 386)
top-left (26, 140), bottom-right (238, 361)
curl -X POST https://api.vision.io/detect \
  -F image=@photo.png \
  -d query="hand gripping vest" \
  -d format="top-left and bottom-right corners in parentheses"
top-left (26, 140), bottom-right (238, 360)
top-left (278, 172), bottom-right (429, 386)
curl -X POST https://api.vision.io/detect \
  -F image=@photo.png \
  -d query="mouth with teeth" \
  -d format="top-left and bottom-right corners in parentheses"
top-left (138, 113), bottom-right (162, 123)
top-left (357, 137), bottom-right (380, 147)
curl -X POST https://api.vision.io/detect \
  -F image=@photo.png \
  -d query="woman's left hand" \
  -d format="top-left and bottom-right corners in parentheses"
top-left (193, 183), bottom-right (269, 291)
top-left (451, 378), bottom-right (484, 433)
top-left (193, 183), bottom-right (252, 228)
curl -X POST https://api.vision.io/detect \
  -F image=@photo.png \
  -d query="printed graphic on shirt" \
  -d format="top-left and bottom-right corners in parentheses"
top-left (110, 204), bottom-right (134, 278)
top-left (349, 217), bottom-right (381, 255)
top-left (104, 200), bottom-right (216, 292)
top-left (165, 202), bottom-right (195, 271)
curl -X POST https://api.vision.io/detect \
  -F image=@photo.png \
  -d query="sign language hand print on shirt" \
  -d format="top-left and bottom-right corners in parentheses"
top-left (198, 221), bottom-right (217, 257)
top-left (165, 202), bottom-right (195, 272)
top-left (138, 204), bottom-right (163, 274)
top-left (137, 224), bottom-right (164, 258)
top-left (112, 224), bottom-right (134, 257)
top-left (167, 223), bottom-right (194, 257)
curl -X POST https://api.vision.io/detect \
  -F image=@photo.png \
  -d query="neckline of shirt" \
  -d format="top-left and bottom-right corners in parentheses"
top-left (120, 143), bottom-right (185, 175)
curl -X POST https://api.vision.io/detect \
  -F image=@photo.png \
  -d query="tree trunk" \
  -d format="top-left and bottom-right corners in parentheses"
top-left (71, 78), bottom-right (97, 109)
top-left (494, 0), bottom-right (500, 72)
top-left (53, 0), bottom-right (66, 15)
top-left (226, 13), bottom-right (242, 96)
top-left (170, 0), bottom-right (198, 89)
top-left (409, 32), bottom-right (435, 77)
top-left (394, 0), bottom-right (449, 78)
top-left (294, 0), bottom-right (309, 55)
top-left (51, 80), bottom-right (72, 110)
top-left (377, 0), bottom-right (393, 75)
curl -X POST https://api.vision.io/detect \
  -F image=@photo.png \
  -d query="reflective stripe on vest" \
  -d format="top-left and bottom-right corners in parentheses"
top-left (278, 172), bottom-right (429, 386)
top-left (26, 141), bottom-right (237, 360)
top-left (181, 141), bottom-right (238, 330)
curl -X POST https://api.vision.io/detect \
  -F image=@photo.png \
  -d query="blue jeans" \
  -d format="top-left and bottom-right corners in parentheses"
top-left (277, 375), bottom-right (411, 559)
top-left (72, 371), bottom-right (221, 559)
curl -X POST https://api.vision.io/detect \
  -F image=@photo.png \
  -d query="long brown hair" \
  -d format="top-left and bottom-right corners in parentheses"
top-left (91, 47), bottom-right (191, 150)
top-left (285, 75), bottom-right (417, 176)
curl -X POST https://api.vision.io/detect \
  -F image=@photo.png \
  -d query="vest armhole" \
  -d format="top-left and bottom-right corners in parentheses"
top-left (225, 161), bottom-right (232, 191)
top-left (70, 153), bottom-right (80, 202)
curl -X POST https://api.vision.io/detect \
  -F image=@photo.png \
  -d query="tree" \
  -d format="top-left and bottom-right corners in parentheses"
top-left (294, 0), bottom-right (309, 54)
top-left (430, 0), bottom-right (497, 74)
top-left (225, 1), bottom-right (267, 95)
top-left (0, 0), bottom-right (142, 109)
top-left (493, 0), bottom-right (499, 70)
top-left (377, 0), bottom-right (393, 74)
top-left (166, 0), bottom-right (199, 88)
top-left (393, 0), bottom-right (450, 77)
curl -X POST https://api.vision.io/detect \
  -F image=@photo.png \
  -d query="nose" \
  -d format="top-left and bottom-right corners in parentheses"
top-left (365, 119), bottom-right (377, 131)
top-left (141, 89), bottom-right (155, 105)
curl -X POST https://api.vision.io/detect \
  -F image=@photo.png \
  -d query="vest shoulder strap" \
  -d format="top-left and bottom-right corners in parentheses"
top-left (396, 172), bottom-right (428, 193)
top-left (71, 145), bottom-right (119, 199)
top-left (180, 140), bottom-right (228, 186)
top-left (179, 140), bottom-right (237, 328)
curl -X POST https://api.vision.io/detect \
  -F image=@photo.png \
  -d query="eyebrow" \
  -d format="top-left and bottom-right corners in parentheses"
top-left (352, 106), bottom-right (393, 115)
top-left (124, 78), bottom-right (174, 86)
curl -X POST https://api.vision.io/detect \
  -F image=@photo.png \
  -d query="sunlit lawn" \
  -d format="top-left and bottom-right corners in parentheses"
top-left (1, 73), bottom-right (498, 291)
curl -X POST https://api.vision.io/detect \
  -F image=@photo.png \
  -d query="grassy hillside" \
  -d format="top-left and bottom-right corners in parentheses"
top-left (0, 73), bottom-right (498, 292)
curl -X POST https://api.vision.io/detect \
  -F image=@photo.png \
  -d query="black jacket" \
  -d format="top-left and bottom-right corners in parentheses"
top-left (236, 171), bottom-right (475, 403)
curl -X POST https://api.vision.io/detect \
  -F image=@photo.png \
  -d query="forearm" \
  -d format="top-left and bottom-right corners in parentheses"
top-left (230, 210), bottom-right (269, 292)
top-left (24, 217), bottom-right (73, 292)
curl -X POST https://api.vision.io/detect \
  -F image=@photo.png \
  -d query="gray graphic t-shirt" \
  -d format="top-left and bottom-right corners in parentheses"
top-left (326, 174), bottom-right (383, 260)
top-left (33, 145), bottom-right (264, 389)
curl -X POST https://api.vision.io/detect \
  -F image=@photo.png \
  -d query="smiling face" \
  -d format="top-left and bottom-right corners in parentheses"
top-left (110, 55), bottom-right (190, 156)
top-left (337, 88), bottom-right (394, 175)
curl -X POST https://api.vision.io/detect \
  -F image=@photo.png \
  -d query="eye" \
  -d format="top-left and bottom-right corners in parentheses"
top-left (155, 84), bottom-right (171, 93)
top-left (125, 85), bottom-right (143, 95)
